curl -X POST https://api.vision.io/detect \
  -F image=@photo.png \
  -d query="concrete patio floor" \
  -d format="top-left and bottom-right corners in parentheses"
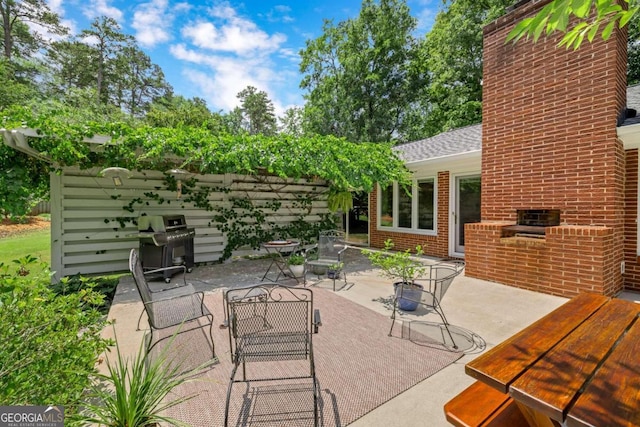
top-left (103, 247), bottom-right (640, 427)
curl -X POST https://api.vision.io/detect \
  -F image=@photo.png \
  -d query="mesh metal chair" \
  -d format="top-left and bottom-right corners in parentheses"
top-left (304, 229), bottom-right (348, 291)
top-left (390, 260), bottom-right (465, 350)
top-left (223, 283), bottom-right (321, 427)
top-left (128, 249), bottom-right (215, 358)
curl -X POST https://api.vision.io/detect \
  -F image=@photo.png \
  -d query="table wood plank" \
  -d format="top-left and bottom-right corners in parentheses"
top-left (508, 299), bottom-right (640, 422)
top-left (444, 381), bottom-right (512, 427)
top-left (465, 293), bottom-right (608, 393)
top-left (566, 316), bottom-right (640, 427)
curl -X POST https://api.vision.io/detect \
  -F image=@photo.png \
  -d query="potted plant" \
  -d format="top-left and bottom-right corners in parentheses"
top-left (327, 262), bottom-right (344, 280)
top-left (287, 254), bottom-right (306, 278)
top-left (362, 239), bottom-right (428, 311)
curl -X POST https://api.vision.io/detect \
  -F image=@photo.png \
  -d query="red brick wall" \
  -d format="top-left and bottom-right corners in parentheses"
top-left (466, 0), bottom-right (627, 296)
top-left (624, 149), bottom-right (640, 291)
top-left (369, 172), bottom-right (450, 257)
top-left (466, 222), bottom-right (616, 296)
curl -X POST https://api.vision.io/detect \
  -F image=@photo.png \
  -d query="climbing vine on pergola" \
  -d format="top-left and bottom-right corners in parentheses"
top-left (3, 104), bottom-right (411, 195)
top-left (3, 105), bottom-right (412, 259)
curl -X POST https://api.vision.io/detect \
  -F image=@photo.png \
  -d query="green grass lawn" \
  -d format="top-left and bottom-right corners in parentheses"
top-left (0, 228), bottom-right (51, 271)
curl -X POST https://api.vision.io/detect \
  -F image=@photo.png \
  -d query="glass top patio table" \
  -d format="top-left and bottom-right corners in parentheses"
top-left (261, 240), bottom-right (301, 284)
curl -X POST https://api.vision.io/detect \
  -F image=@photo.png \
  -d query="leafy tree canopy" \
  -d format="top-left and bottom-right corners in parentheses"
top-left (236, 85), bottom-right (277, 136)
top-left (629, 13), bottom-right (640, 83)
top-left (299, 0), bottom-right (424, 143)
top-left (0, 0), bottom-right (68, 60)
top-left (2, 103), bottom-right (411, 194)
top-left (417, 0), bottom-right (511, 137)
top-left (507, 0), bottom-right (637, 49)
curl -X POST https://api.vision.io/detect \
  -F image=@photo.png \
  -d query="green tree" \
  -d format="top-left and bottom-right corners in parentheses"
top-left (629, 13), bottom-right (640, 84)
top-left (0, 58), bottom-right (36, 107)
top-left (145, 95), bottom-right (228, 133)
top-left (506, 0), bottom-right (637, 49)
top-left (80, 16), bottom-right (132, 105)
top-left (46, 39), bottom-right (98, 94)
top-left (279, 106), bottom-right (305, 136)
top-left (110, 44), bottom-right (172, 117)
top-left (236, 85), bottom-right (277, 136)
top-left (0, 148), bottom-right (48, 220)
top-left (224, 107), bottom-right (245, 135)
top-left (300, 0), bottom-right (423, 143)
top-left (0, 0), bottom-right (67, 60)
top-left (417, 0), bottom-right (511, 137)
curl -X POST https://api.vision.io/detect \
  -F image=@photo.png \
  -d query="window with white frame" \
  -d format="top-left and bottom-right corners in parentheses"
top-left (378, 178), bottom-right (436, 233)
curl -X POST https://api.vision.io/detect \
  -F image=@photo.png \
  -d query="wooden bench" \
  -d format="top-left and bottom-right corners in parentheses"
top-left (444, 381), bottom-right (529, 427)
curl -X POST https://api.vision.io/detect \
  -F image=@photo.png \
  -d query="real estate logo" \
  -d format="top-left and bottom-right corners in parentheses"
top-left (0, 405), bottom-right (64, 427)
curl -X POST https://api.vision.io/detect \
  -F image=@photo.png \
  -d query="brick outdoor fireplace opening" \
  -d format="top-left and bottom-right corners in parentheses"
top-left (501, 209), bottom-right (561, 238)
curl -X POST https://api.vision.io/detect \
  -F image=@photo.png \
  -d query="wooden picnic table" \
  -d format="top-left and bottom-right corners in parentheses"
top-left (464, 292), bottom-right (640, 427)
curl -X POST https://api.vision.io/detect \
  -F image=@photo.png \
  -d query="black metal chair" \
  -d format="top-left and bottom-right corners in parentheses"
top-left (389, 260), bottom-right (465, 350)
top-left (128, 249), bottom-right (215, 358)
top-left (223, 283), bottom-right (321, 427)
top-left (304, 229), bottom-right (348, 291)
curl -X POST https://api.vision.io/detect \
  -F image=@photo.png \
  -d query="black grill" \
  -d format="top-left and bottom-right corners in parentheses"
top-left (136, 215), bottom-right (195, 282)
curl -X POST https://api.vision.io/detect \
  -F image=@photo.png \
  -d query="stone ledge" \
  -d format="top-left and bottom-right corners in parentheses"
top-left (499, 236), bottom-right (547, 247)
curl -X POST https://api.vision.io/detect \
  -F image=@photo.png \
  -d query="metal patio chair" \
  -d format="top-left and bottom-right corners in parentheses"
top-left (129, 249), bottom-right (215, 358)
top-left (223, 283), bottom-right (321, 427)
top-left (390, 260), bottom-right (465, 350)
top-left (304, 229), bottom-right (348, 291)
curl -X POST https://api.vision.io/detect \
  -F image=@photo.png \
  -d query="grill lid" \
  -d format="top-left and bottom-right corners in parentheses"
top-left (138, 215), bottom-right (187, 232)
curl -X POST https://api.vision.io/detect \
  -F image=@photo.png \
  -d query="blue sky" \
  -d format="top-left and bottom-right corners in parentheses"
top-left (48, 0), bottom-right (440, 116)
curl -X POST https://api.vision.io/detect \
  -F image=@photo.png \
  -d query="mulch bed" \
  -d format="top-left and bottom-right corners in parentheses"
top-left (0, 216), bottom-right (51, 239)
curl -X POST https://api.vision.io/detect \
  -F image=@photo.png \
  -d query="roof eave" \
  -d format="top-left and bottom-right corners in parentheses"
top-left (403, 149), bottom-right (482, 168)
top-left (618, 123), bottom-right (640, 150)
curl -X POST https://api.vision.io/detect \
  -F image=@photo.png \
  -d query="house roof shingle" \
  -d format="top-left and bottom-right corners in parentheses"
top-left (394, 123), bottom-right (482, 163)
top-left (398, 86), bottom-right (640, 160)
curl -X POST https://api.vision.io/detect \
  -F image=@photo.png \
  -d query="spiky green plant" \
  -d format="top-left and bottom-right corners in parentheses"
top-left (81, 331), bottom-right (213, 427)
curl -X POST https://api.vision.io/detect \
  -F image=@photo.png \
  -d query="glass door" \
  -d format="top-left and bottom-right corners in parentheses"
top-left (454, 175), bottom-right (481, 254)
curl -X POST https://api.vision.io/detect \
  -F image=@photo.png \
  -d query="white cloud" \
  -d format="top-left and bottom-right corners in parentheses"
top-left (278, 48), bottom-right (300, 63)
top-left (82, 0), bottom-right (123, 21)
top-left (170, 43), bottom-right (292, 116)
top-left (169, 2), bottom-right (298, 115)
top-left (265, 5), bottom-right (295, 23)
top-left (132, 0), bottom-right (172, 47)
top-left (180, 3), bottom-right (286, 55)
top-left (47, 0), bottom-right (64, 15)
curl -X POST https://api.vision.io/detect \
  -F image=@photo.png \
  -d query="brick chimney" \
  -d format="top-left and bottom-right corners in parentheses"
top-left (465, 0), bottom-right (628, 297)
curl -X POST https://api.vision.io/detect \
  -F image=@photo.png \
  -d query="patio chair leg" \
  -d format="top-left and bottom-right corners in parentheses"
top-left (208, 314), bottom-right (216, 359)
top-left (136, 309), bottom-right (145, 331)
top-left (146, 330), bottom-right (156, 355)
top-left (224, 364), bottom-right (239, 427)
top-left (313, 376), bottom-right (319, 427)
top-left (433, 301), bottom-right (458, 350)
top-left (388, 301), bottom-right (398, 337)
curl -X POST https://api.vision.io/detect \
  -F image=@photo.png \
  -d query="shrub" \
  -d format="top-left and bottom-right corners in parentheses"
top-left (287, 254), bottom-right (305, 265)
top-left (51, 273), bottom-right (120, 314)
top-left (362, 239), bottom-right (427, 284)
top-left (0, 260), bottom-right (111, 418)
